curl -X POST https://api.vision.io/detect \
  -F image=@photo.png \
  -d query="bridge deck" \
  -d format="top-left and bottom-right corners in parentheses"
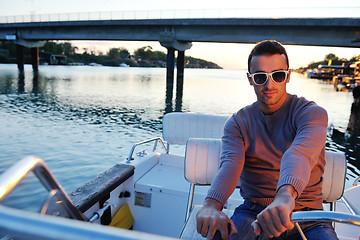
top-left (0, 18), bottom-right (359, 47)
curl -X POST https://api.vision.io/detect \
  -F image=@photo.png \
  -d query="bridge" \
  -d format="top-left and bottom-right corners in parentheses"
top-left (0, 13), bottom-right (360, 108)
top-left (1, 17), bottom-right (360, 47)
top-left (1, 17), bottom-right (359, 69)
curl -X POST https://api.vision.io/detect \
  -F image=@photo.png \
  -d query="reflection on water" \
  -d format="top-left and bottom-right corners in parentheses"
top-left (18, 72), bottom-right (25, 94)
top-left (329, 88), bottom-right (360, 182)
top-left (165, 78), bottom-right (184, 113)
top-left (345, 129), bottom-right (360, 184)
top-left (0, 64), bottom-right (359, 208)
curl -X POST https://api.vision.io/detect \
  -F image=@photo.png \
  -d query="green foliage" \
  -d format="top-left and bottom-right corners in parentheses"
top-left (0, 54), bottom-right (9, 63)
top-left (307, 61), bottom-right (326, 69)
top-left (39, 41), bottom-right (78, 56)
top-left (134, 46), bottom-right (153, 59)
top-left (305, 53), bottom-right (360, 69)
top-left (306, 53), bottom-right (340, 69)
top-left (0, 40), bottom-right (221, 68)
top-left (152, 50), bottom-right (167, 62)
top-left (133, 46), bottom-right (166, 62)
top-left (108, 47), bottom-right (130, 60)
top-left (62, 42), bottom-right (78, 56)
top-left (0, 41), bottom-right (16, 57)
top-left (41, 41), bottom-right (64, 55)
top-left (350, 55), bottom-right (360, 62)
top-left (185, 56), bottom-right (221, 69)
top-left (133, 46), bottom-right (220, 68)
top-left (324, 53), bottom-right (339, 61)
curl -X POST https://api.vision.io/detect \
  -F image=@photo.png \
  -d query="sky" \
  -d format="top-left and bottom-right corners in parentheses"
top-left (0, 0), bottom-right (359, 69)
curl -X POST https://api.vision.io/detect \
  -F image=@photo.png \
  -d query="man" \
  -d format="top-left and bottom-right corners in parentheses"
top-left (196, 40), bottom-right (338, 240)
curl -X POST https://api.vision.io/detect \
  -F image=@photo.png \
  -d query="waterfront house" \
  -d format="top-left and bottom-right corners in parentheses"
top-left (39, 51), bottom-right (67, 65)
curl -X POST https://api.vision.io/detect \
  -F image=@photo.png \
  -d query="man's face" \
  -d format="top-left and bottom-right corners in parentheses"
top-left (247, 54), bottom-right (290, 114)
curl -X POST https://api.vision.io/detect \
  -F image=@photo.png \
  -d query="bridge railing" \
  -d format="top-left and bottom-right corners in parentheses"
top-left (0, 7), bottom-right (359, 24)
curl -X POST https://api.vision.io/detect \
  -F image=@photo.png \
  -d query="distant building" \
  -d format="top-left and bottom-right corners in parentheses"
top-left (351, 60), bottom-right (360, 81)
top-left (39, 51), bottom-right (67, 65)
top-left (331, 60), bottom-right (360, 90)
top-left (308, 60), bottom-right (352, 79)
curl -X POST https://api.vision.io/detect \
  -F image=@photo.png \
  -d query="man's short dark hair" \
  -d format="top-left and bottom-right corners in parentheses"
top-left (353, 86), bottom-right (360, 99)
top-left (248, 40), bottom-right (289, 72)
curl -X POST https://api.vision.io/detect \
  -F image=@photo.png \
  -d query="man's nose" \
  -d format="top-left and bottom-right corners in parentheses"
top-left (265, 75), bottom-right (275, 88)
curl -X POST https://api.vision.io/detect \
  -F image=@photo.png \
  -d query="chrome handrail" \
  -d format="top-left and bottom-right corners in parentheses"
top-left (0, 156), bottom-right (86, 221)
top-left (126, 137), bottom-right (167, 163)
top-left (354, 176), bottom-right (360, 186)
top-left (341, 196), bottom-right (357, 215)
top-left (0, 205), bottom-right (175, 240)
top-left (88, 202), bottom-right (112, 223)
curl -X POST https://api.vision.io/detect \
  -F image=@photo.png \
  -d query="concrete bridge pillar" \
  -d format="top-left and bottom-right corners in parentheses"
top-left (160, 32), bottom-right (192, 112)
top-left (31, 47), bottom-right (39, 71)
top-left (166, 48), bottom-right (175, 90)
top-left (165, 48), bottom-right (175, 113)
top-left (175, 51), bottom-right (185, 112)
top-left (16, 45), bottom-right (40, 71)
top-left (177, 51), bottom-right (185, 90)
top-left (16, 44), bottom-right (24, 72)
top-left (15, 39), bottom-right (44, 71)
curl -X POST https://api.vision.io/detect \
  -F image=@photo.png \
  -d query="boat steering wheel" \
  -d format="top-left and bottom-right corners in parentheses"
top-left (292, 211), bottom-right (360, 240)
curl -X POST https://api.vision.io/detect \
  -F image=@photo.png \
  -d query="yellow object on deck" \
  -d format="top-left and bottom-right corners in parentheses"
top-left (109, 204), bottom-right (134, 229)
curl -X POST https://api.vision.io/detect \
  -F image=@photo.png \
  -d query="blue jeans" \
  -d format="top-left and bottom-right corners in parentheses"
top-left (227, 202), bottom-right (339, 240)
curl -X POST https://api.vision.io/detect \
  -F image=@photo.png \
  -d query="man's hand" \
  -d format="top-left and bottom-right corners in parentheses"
top-left (196, 198), bottom-right (238, 240)
top-left (251, 185), bottom-right (297, 238)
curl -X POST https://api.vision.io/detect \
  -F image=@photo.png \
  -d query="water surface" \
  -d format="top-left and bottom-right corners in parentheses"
top-left (0, 64), bottom-right (358, 210)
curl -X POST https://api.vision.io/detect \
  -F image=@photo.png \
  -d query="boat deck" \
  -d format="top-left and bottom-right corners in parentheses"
top-left (131, 152), bottom-right (243, 237)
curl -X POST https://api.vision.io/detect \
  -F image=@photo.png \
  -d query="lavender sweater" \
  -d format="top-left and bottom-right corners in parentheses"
top-left (207, 94), bottom-right (328, 210)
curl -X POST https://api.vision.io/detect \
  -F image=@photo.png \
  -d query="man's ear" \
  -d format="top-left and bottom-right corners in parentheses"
top-left (247, 73), bottom-right (253, 86)
top-left (286, 69), bottom-right (291, 83)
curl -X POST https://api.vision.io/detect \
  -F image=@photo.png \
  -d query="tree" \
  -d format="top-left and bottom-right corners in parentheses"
top-left (152, 50), bottom-right (167, 61)
top-left (133, 46), bottom-right (168, 62)
top-left (61, 42), bottom-right (77, 55)
top-left (40, 41), bottom-right (77, 56)
top-left (307, 61), bottom-right (323, 69)
top-left (41, 41), bottom-right (63, 54)
top-left (107, 47), bottom-right (130, 60)
top-left (0, 41), bottom-right (16, 57)
top-left (119, 48), bottom-right (130, 59)
top-left (350, 55), bottom-right (360, 62)
top-left (134, 46), bottom-right (153, 60)
top-left (324, 53), bottom-right (339, 62)
top-left (185, 56), bottom-right (222, 69)
top-left (306, 53), bottom-right (345, 69)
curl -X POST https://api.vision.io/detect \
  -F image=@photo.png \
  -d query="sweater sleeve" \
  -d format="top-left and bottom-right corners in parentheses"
top-left (206, 115), bottom-right (246, 206)
top-left (277, 103), bottom-right (328, 196)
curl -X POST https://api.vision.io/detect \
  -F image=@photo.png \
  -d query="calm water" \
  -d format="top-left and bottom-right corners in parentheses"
top-left (0, 64), bottom-right (359, 210)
